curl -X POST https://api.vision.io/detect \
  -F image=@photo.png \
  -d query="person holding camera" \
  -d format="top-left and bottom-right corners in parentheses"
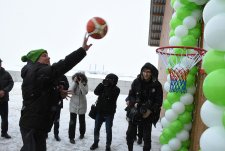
top-left (125, 62), bottom-right (163, 151)
top-left (90, 73), bottom-right (120, 151)
top-left (68, 72), bottom-right (88, 144)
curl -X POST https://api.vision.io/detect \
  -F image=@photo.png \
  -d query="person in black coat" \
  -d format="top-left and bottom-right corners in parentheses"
top-left (125, 62), bottom-right (163, 151)
top-left (0, 59), bottom-right (14, 139)
top-left (90, 73), bottom-right (120, 151)
top-left (19, 34), bottom-right (92, 151)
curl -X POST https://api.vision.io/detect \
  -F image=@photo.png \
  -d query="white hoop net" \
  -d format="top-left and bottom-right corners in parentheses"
top-left (156, 47), bottom-right (206, 93)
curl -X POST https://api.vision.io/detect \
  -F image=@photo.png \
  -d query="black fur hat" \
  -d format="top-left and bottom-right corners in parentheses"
top-left (105, 73), bottom-right (118, 85)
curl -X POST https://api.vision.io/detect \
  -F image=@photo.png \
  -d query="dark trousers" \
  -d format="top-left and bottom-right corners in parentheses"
top-left (53, 109), bottom-right (61, 136)
top-left (20, 127), bottom-right (47, 151)
top-left (0, 101), bottom-right (8, 135)
top-left (137, 123), bottom-right (143, 139)
top-left (126, 119), bottom-right (152, 151)
top-left (68, 113), bottom-right (86, 139)
top-left (93, 113), bottom-right (114, 147)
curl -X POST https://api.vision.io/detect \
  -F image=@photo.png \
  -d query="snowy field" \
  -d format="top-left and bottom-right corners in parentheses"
top-left (0, 82), bottom-right (162, 151)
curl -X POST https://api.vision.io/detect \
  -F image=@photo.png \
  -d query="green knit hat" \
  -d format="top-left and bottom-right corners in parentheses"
top-left (21, 49), bottom-right (47, 63)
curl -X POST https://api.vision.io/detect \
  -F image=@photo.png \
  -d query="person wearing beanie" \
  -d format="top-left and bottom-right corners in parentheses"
top-left (19, 34), bottom-right (92, 151)
top-left (125, 62), bottom-right (163, 151)
top-left (0, 59), bottom-right (14, 139)
top-left (90, 73), bottom-right (120, 151)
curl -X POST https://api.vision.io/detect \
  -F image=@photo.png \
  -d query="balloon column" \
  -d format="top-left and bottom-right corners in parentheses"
top-left (160, 0), bottom-right (208, 151)
top-left (200, 0), bottom-right (225, 151)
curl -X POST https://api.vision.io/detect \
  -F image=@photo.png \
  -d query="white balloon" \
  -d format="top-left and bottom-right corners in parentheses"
top-left (167, 74), bottom-right (171, 82)
top-left (203, 0), bottom-right (225, 24)
top-left (168, 138), bottom-right (181, 150)
top-left (200, 100), bottom-right (225, 127)
top-left (161, 117), bottom-right (170, 128)
top-left (165, 109), bottom-right (178, 122)
top-left (200, 126), bottom-right (225, 151)
top-left (161, 144), bottom-right (172, 151)
top-left (172, 102), bottom-right (185, 114)
top-left (176, 130), bottom-right (189, 141)
top-left (184, 123), bottom-right (192, 131)
top-left (192, 10), bottom-right (202, 21)
top-left (195, 0), bottom-right (209, 5)
top-left (180, 93), bottom-right (194, 105)
top-left (204, 13), bottom-right (225, 51)
top-left (175, 25), bottom-right (188, 37)
top-left (164, 81), bottom-right (170, 92)
top-left (187, 86), bottom-right (196, 94)
top-left (169, 36), bottom-right (181, 46)
top-left (174, 0), bottom-right (183, 10)
top-left (172, 12), bottom-right (177, 19)
top-left (183, 16), bottom-right (197, 29)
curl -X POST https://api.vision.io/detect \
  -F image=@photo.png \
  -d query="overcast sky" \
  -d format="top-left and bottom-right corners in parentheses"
top-left (0, 0), bottom-right (158, 77)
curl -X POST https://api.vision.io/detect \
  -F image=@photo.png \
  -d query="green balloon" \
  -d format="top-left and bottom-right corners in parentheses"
top-left (182, 140), bottom-right (191, 148)
top-left (162, 127), bottom-right (176, 140)
top-left (185, 104), bottom-right (194, 112)
top-left (186, 74), bottom-right (196, 87)
top-left (167, 92), bottom-right (182, 104)
top-left (189, 25), bottom-right (201, 39)
top-left (181, 35), bottom-right (197, 47)
top-left (203, 69), bottom-right (225, 106)
top-left (168, 56), bottom-right (182, 67)
top-left (163, 99), bottom-right (172, 110)
top-left (180, 0), bottom-right (191, 5)
top-left (169, 120), bottom-right (183, 133)
top-left (174, 48), bottom-right (186, 54)
top-left (170, 17), bottom-right (183, 30)
top-left (178, 147), bottom-right (189, 151)
top-left (159, 134), bottom-right (169, 145)
top-left (222, 111), bottom-right (225, 128)
top-left (169, 30), bottom-right (175, 37)
top-left (189, 66), bottom-right (198, 75)
top-left (176, 7), bottom-right (192, 20)
top-left (171, 0), bottom-right (175, 7)
top-left (178, 111), bottom-right (192, 124)
top-left (202, 50), bottom-right (225, 74)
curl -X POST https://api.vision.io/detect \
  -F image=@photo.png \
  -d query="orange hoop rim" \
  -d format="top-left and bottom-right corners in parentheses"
top-left (156, 46), bottom-right (207, 56)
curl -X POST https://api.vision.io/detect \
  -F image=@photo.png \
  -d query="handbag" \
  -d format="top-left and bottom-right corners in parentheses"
top-left (89, 101), bottom-right (97, 119)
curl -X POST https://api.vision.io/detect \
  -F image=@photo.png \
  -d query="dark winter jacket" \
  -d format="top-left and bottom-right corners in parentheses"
top-left (0, 67), bottom-right (14, 103)
top-left (19, 48), bottom-right (86, 132)
top-left (94, 74), bottom-right (120, 115)
top-left (127, 63), bottom-right (163, 126)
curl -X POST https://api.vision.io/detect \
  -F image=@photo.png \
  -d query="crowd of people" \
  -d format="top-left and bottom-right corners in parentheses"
top-left (0, 34), bottom-right (163, 151)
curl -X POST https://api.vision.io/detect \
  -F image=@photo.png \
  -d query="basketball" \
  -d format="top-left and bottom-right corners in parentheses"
top-left (86, 17), bottom-right (108, 39)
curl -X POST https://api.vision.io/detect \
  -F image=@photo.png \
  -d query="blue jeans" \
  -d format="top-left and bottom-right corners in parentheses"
top-left (93, 113), bottom-right (114, 146)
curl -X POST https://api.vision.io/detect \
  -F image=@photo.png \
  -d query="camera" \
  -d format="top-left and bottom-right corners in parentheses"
top-left (103, 79), bottom-right (113, 87)
top-left (139, 104), bottom-right (148, 114)
top-left (76, 76), bottom-right (81, 81)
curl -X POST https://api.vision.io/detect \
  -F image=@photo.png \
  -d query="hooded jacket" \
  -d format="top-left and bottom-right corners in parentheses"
top-left (94, 73), bottom-right (120, 115)
top-left (126, 62), bottom-right (163, 126)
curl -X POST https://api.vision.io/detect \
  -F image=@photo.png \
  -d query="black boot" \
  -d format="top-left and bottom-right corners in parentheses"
top-left (137, 138), bottom-right (142, 144)
top-left (90, 143), bottom-right (98, 150)
top-left (55, 135), bottom-right (61, 141)
top-left (128, 144), bottom-right (133, 151)
top-left (1, 133), bottom-right (11, 139)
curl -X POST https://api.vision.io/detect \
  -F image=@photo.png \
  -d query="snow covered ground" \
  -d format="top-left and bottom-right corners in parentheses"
top-left (0, 82), bottom-right (162, 151)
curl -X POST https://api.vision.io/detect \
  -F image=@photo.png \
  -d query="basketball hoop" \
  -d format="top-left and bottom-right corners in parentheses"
top-left (156, 46), bottom-right (206, 93)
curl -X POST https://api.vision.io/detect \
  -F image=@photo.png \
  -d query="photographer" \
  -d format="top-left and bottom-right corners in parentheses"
top-left (68, 72), bottom-right (88, 144)
top-left (90, 73), bottom-right (120, 151)
top-left (126, 62), bottom-right (163, 151)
